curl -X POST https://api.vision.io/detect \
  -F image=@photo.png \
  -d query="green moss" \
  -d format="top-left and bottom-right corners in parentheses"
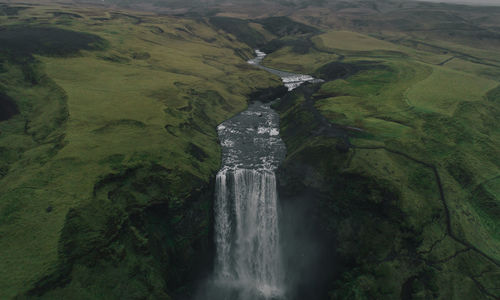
top-left (0, 6), bottom-right (281, 298)
top-left (318, 65), bottom-right (397, 98)
top-left (276, 79), bottom-right (500, 299)
top-left (486, 84), bottom-right (500, 103)
top-left (24, 163), bottom-right (213, 299)
top-left (470, 182), bottom-right (500, 239)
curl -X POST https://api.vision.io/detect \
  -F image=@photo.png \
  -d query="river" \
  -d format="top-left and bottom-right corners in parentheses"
top-left (207, 50), bottom-right (319, 300)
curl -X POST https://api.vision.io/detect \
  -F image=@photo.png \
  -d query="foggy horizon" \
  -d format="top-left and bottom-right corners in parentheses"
top-left (419, 0), bottom-right (500, 5)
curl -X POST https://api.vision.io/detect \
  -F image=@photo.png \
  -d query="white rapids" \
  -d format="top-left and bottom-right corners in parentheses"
top-left (248, 49), bottom-right (322, 91)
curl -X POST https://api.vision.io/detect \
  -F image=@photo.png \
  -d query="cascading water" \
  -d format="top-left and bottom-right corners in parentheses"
top-left (208, 50), bottom-right (318, 300)
top-left (213, 102), bottom-right (286, 299)
top-left (215, 169), bottom-right (283, 297)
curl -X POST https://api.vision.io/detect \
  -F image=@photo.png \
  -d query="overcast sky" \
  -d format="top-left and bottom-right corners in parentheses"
top-left (419, 0), bottom-right (500, 5)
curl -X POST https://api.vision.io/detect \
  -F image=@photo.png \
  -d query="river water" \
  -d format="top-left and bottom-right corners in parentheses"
top-left (210, 50), bottom-right (317, 300)
top-left (248, 50), bottom-right (322, 91)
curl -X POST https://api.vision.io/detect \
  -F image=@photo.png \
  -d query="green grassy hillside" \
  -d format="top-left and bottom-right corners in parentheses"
top-left (0, 4), bottom-right (281, 299)
top-left (269, 27), bottom-right (500, 299)
top-left (1, 1), bottom-right (500, 299)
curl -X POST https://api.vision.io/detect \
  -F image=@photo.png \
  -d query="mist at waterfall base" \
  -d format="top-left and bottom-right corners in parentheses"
top-left (278, 187), bottom-right (339, 299)
top-left (194, 184), bottom-right (337, 300)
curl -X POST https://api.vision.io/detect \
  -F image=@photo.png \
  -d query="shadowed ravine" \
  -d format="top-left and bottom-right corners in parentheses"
top-left (198, 51), bottom-right (318, 300)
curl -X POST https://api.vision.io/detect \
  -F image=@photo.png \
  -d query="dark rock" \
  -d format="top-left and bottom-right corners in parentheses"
top-left (0, 93), bottom-right (19, 121)
top-left (0, 25), bottom-right (107, 60)
top-left (254, 16), bottom-right (320, 38)
top-left (335, 140), bottom-right (350, 153)
top-left (247, 85), bottom-right (288, 103)
top-left (314, 61), bottom-right (386, 81)
top-left (209, 17), bottom-right (267, 48)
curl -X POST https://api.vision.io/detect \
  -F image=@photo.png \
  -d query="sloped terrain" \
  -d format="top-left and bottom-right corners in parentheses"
top-left (268, 22), bottom-right (500, 300)
top-left (0, 4), bottom-right (281, 298)
top-left (1, 0), bottom-right (500, 299)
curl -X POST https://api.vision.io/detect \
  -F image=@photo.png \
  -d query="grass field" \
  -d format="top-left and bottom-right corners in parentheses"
top-left (406, 66), bottom-right (498, 115)
top-left (314, 30), bottom-right (402, 52)
top-left (1, 0), bottom-right (500, 299)
top-left (0, 4), bottom-right (280, 298)
top-left (260, 46), bottom-right (338, 74)
top-left (265, 24), bottom-right (500, 299)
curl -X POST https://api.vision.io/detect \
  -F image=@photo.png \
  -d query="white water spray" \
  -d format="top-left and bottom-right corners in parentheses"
top-left (215, 169), bottom-right (283, 298)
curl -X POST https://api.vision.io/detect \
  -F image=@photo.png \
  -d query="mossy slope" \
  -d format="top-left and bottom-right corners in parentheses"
top-left (276, 81), bottom-right (500, 299)
top-left (270, 25), bottom-right (500, 299)
top-left (0, 4), bottom-right (280, 299)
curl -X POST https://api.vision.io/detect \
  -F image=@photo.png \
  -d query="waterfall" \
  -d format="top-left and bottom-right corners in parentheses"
top-left (211, 101), bottom-right (286, 299)
top-left (214, 168), bottom-right (283, 298)
top-left (208, 51), bottom-right (317, 299)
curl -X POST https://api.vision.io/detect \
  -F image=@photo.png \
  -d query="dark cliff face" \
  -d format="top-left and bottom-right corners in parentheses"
top-left (275, 85), bottom-right (350, 299)
top-left (25, 164), bottom-right (215, 299)
top-left (274, 84), bottom-right (499, 300)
